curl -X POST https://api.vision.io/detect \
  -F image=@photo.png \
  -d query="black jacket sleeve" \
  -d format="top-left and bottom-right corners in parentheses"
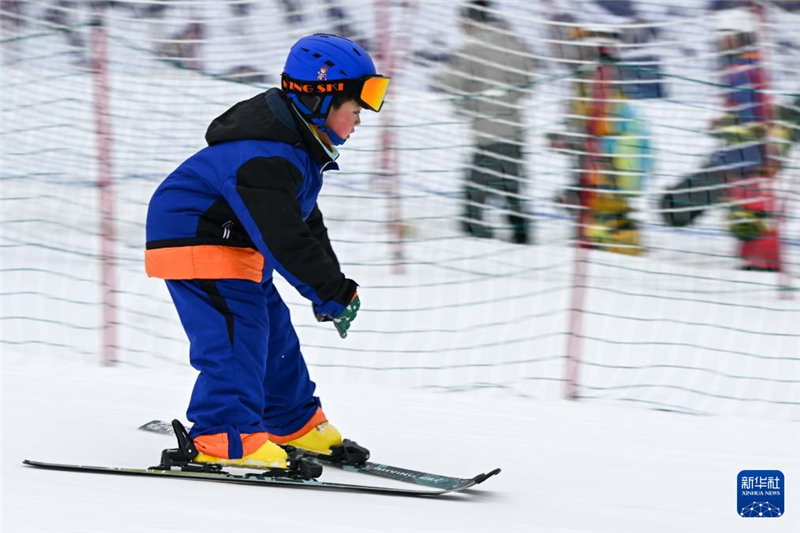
top-left (305, 203), bottom-right (340, 271)
top-left (233, 156), bottom-right (355, 306)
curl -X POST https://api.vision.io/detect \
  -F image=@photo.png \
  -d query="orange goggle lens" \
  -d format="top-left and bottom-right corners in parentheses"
top-left (359, 76), bottom-right (390, 112)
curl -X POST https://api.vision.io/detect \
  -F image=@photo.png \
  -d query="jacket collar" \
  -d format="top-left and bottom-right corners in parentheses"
top-left (268, 90), bottom-right (339, 167)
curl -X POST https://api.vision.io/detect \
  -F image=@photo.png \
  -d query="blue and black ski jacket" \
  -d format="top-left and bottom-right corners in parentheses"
top-left (145, 89), bottom-right (355, 316)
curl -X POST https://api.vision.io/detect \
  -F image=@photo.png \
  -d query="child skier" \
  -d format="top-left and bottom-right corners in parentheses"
top-left (145, 34), bottom-right (390, 468)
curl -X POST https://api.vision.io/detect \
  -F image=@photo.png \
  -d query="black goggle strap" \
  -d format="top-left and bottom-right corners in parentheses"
top-left (282, 73), bottom-right (350, 109)
top-left (281, 73), bottom-right (388, 114)
top-left (283, 76), bottom-right (346, 129)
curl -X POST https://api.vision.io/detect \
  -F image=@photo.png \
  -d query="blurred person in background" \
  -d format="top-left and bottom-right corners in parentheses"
top-left (278, 0), bottom-right (358, 38)
top-left (42, 0), bottom-right (90, 66)
top-left (548, 26), bottom-right (651, 256)
top-left (713, 7), bottom-right (786, 271)
top-left (0, 0), bottom-right (25, 64)
top-left (777, 94), bottom-right (800, 144)
top-left (147, 0), bottom-right (205, 70)
top-left (221, 1), bottom-right (267, 83)
top-left (436, 0), bottom-right (535, 244)
top-left (661, 7), bottom-right (788, 271)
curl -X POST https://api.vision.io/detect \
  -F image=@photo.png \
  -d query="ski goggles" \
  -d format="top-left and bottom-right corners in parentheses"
top-left (281, 73), bottom-right (391, 113)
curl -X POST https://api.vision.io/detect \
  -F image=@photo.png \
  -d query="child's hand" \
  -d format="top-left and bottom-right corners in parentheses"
top-left (314, 310), bottom-right (334, 322)
top-left (332, 292), bottom-right (360, 339)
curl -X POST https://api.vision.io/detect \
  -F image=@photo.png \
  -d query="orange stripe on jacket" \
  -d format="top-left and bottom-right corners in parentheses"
top-left (193, 432), bottom-right (271, 459)
top-left (267, 407), bottom-right (328, 444)
top-left (145, 245), bottom-right (264, 282)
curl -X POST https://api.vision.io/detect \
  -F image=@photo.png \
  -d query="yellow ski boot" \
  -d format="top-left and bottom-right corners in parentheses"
top-left (270, 408), bottom-right (342, 455)
top-left (193, 431), bottom-right (288, 469)
top-left (158, 419), bottom-right (323, 480)
top-left (270, 409), bottom-right (370, 465)
top-left (286, 422), bottom-right (343, 455)
top-left (587, 198), bottom-right (645, 257)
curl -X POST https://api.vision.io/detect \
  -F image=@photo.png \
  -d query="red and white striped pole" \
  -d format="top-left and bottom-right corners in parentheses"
top-left (564, 61), bottom-right (610, 399)
top-left (90, 9), bottom-right (117, 366)
top-left (375, 0), bottom-right (406, 274)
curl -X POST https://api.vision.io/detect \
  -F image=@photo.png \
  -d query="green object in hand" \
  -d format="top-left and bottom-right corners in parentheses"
top-left (334, 292), bottom-right (360, 339)
top-left (728, 209), bottom-right (767, 242)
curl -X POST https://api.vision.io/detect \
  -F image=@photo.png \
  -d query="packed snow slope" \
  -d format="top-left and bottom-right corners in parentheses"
top-left (2, 362), bottom-right (799, 533)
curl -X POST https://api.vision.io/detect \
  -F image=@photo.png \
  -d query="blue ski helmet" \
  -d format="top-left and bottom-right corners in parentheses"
top-left (282, 34), bottom-right (389, 144)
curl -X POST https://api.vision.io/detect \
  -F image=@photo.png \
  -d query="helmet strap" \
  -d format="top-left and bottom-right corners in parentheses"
top-left (315, 95), bottom-right (348, 145)
top-left (320, 124), bottom-right (348, 146)
top-left (311, 116), bottom-right (347, 146)
top-left (287, 92), bottom-right (348, 146)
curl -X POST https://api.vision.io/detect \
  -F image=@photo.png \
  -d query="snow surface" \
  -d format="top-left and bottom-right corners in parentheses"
top-left (2, 362), bottom-right (799, 533)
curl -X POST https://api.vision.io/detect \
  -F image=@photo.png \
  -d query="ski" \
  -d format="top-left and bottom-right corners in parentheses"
top-left (22, 459), bottom-right (496, 496)
top-left (138, 419), bottom-right (500, 492)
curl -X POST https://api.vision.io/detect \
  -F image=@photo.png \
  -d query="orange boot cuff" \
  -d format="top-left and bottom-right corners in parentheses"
top-left (267, 407), bottom-right (328, 445)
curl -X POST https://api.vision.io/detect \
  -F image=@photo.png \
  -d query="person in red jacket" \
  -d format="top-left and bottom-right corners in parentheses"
top-left (714, 9), bottom-right (782, 271)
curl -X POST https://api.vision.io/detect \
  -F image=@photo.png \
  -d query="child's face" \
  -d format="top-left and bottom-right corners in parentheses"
top-left (325, 99), bottom-right (362, 141)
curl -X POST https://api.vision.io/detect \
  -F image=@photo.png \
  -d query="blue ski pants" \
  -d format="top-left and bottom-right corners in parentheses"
top-left (166, 277), bottom-right (320, 458)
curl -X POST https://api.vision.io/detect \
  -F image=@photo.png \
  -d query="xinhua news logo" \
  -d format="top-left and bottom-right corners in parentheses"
top-left (738, 470), bottom-right (784, 518)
